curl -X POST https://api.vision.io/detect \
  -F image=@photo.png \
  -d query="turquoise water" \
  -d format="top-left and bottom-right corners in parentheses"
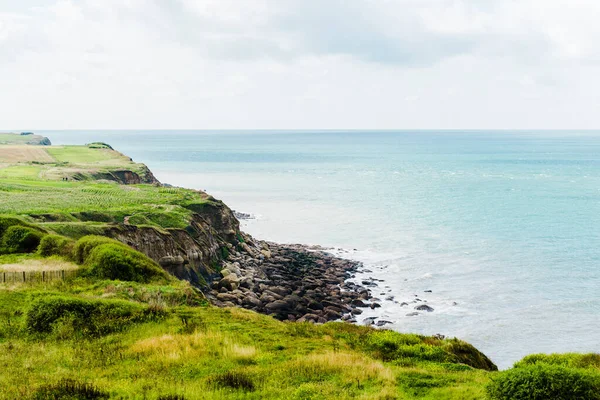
top-left (46, 130), bottom-right (600, 368)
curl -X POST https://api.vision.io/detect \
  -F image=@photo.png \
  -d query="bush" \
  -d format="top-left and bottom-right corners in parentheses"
top-left (32, 378), bottom-right (109, 400)
top-left (1, 225), bottom-right (44, 254)
top-left (0, 216), bottom-right (38, 237)
top-left (72, 235), bottom-right (116, 264)
top-left (85, 243), bottom-right (167, 283)
top-left (73, 235), bottom-right (168, 283)
top-left (37, 234), bottom-right (73, 257)
top-left (362, 331), bottom-right (497, 371)
top-left (443, 339), bottom-right (498, 371)
top-left (514, 353), bottom-right (600, 370)
top-left (26, 296), bottom-right (162, 337)
top-left (486, 364), bottom-right (600, 400)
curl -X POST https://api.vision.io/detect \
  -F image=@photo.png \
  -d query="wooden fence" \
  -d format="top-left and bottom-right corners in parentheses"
top-left (0, 269), bottom-right (78, 284)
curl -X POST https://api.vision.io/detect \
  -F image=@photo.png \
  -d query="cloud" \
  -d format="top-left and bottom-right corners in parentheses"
top-left (1, 0), bottom-right (600, 129)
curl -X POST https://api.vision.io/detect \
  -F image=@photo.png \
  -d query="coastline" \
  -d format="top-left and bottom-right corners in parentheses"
top-left (207, 239), bottom-right (377, 323)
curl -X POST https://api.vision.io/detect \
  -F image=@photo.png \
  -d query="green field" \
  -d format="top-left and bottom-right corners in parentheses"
top-left (0, 133), bottom-right (34, 144)
top-left (46, 145), bottom-right (130, 164)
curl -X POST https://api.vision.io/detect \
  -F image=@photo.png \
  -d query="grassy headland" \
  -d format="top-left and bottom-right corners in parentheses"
top-left (0, 133), bottom-right (598, 399)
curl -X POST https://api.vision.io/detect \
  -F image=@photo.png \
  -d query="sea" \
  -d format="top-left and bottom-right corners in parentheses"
top-left (43, 130), bottom-right (600, 369)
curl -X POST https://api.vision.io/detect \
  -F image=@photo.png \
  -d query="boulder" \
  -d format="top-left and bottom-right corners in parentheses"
top-left (415, 304), bottom-right (434, 312)
top-left (351, 299), bottom-right (368, 308)
top-left (221, 268), bottom-right (232, 277)
top-left (219, 274), bottom-right (240, 291)
top-left (217, 293), bottom-right (239, 303)
top-left (265, 300), bottom-right (291, 313)
top-left (242, 296), bottom-right (262, 308)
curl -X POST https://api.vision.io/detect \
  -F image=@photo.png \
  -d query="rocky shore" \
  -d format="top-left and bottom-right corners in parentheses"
top-left (208, 241), bottom-right (378, 324)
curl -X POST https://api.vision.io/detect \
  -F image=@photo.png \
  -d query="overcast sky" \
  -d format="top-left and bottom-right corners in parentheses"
top-left (1, 0), bottom-right (599, 129)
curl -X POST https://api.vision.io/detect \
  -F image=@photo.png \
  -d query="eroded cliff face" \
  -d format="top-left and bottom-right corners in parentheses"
top-left (90, 165), bottom-right (160, 185)
top-left (105, 199), bottom-right (249, 287)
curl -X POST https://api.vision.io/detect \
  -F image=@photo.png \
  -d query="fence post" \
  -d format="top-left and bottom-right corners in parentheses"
top-left (23, 271), bottom-right (26, 282)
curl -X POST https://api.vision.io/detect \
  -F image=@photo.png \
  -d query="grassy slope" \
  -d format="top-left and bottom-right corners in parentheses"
top-left (0, 278), bottom-right (491, 400)
top-left (0, 133), bottom-right (42, 144)
top-left (0, 143), bottom-right (211, 231)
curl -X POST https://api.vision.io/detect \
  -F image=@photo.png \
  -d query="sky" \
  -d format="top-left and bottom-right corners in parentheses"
top-left (1, 0), bottom-right (599, 129)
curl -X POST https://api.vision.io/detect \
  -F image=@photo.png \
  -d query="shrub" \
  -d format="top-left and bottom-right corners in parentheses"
top-left (514, 353), bottom-right (600, 370)
top-left (26, 296), bottom-right (162, 337)
top-left (32, 378), bottom-right (109, 400)
top-left (0, 216), bottom-right (38, 237)
top-left (72, 235), bottom-right (116, 264)
top-left (37, 234), bottom-right (73, 257)
top-left (1, 225), bottom-right (44, 254)
top-left (85, 243), bottom-right (167, 283)
top-left (486, 364), bottom-right (600, 400)
top-left (73, 235), bottom-right (168, 283)
top-left (443, 339), bottom-right (498, 371)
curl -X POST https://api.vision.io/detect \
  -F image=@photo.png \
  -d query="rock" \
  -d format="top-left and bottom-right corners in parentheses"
top-left (221, 268), bottom-right (232, 277)
top-left (269, 286), bottom-right (291, 297)
top-left (424, 290), bottom-right (432, 293)
top-left (376, 320), bottom-right (393, 327)
top-left (415, 304), bottom-right (434, 312)
top-left (351, 308), bottom-right (363, 315)
top-left (351, 299), bottom-right (368, 308)
top-left (307, 300), bottom-right (324, 311)
top-left (219, 274), bottom-right (240, 291)
top-left (370, 303), bottom-right (381, 309)
top-left (406, 312), bottom-right (419, 317)
top-left (216, 293), bottom-right (240, 303)
top-left (242, 295), bottom-right (262, 308)
top-left (265, 300), bottom-right (291, 313)
top-left (261, 249), bottom-right (272, 259)
top-left (362, 317), bottom-right (377, 326)
top-left (433, 333), bottom-right (445, 340)
top-left (400, 302), bottom-right (408, 307)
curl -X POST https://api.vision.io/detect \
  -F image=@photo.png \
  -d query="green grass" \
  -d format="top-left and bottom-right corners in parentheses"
top-left (0, 133), bottom-right (33, 144)
top-left (0, 278), bottom-right (493, 399)
top-left (46, 146), bottom-right (126, 164)
top-left (0, 179), bottom-right (210, 231)
top-left (0, 165), bottom-right (42, 179)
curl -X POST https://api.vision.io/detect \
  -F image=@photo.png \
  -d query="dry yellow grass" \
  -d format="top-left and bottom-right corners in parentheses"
top-left (294, 351), bottom-right (395, 384)
top-left (130, 330), bottom-right (259, 364)
top-left (0, 146), bottom-right (54, 163)
top-left (0, 259), bottom-right (79, 272)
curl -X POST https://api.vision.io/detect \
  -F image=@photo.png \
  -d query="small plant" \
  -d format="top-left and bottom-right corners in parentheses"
top-left (178, 310), bottom-right (205, 334)
top-left (209, 371), bottom-right (256, 391)
top-left (32, 378), bottom-right (109, 400)
top-left (157, 396), bottom-right (186, 400)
